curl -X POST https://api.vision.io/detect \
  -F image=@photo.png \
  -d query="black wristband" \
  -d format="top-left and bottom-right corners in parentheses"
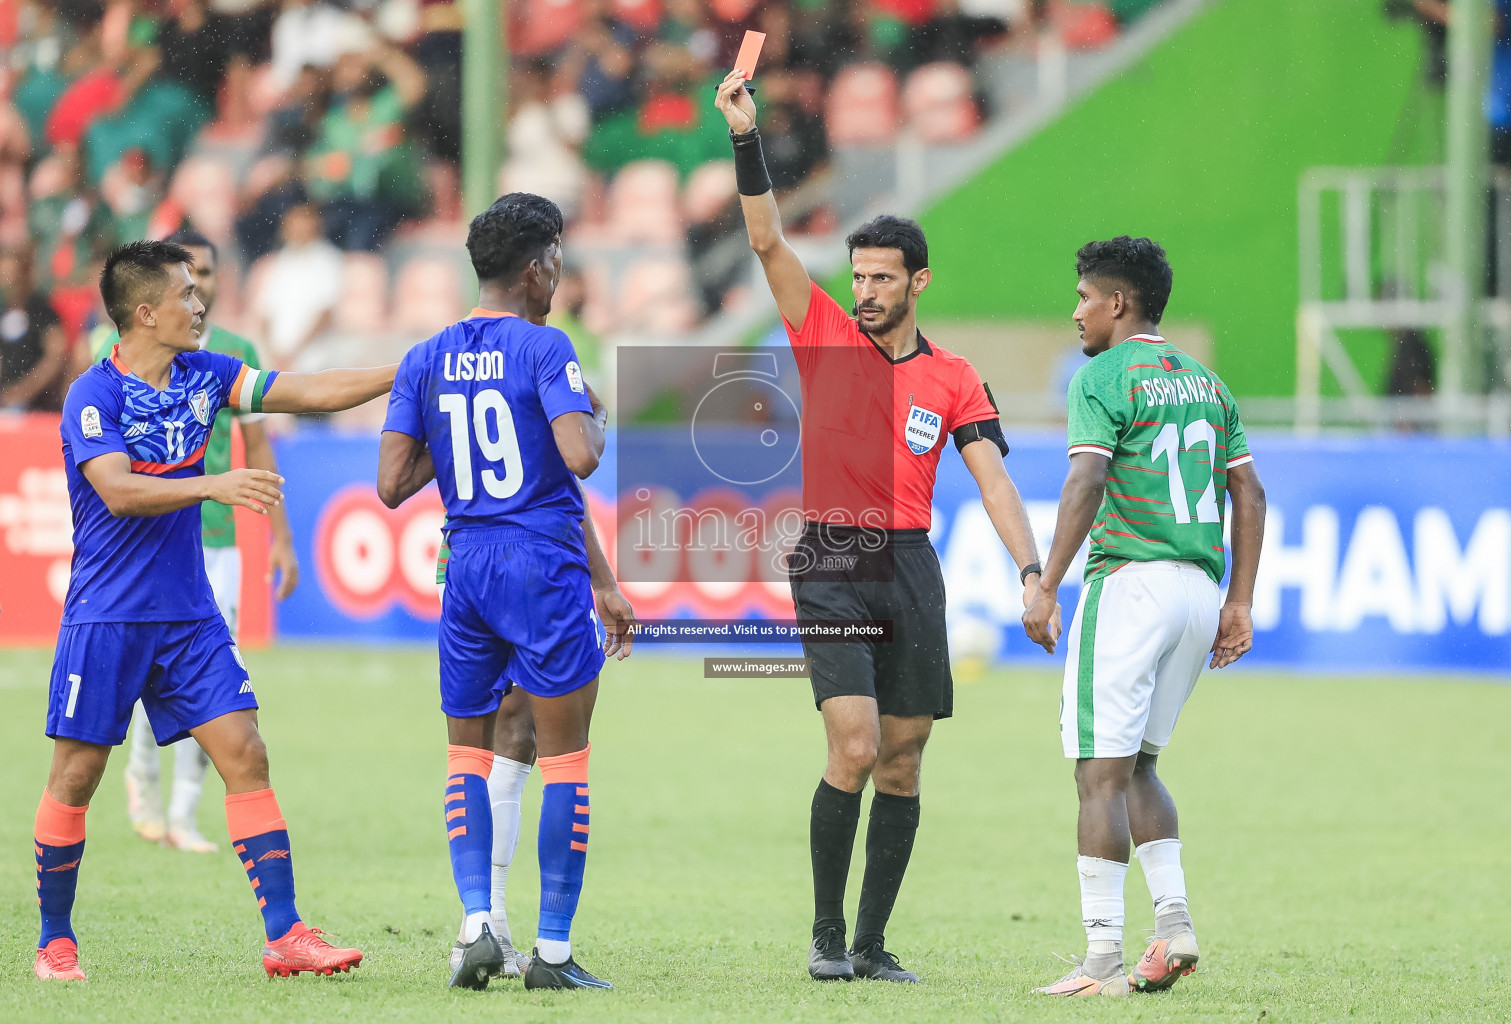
top-left (1019, 562), bottom-right (1042, 585)
top-left (730, 127), bottom-right (773, 196)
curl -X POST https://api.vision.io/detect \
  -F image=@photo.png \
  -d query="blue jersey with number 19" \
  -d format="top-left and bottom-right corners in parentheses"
top-left (383, 309), bottom-right (593, 543)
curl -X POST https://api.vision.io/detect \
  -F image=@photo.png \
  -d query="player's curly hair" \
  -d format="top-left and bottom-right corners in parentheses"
top-left (1075, 236), bottom-right (1174, 324)
top-left (846, 215), bottom-right (929, 276)
top-left (466, 193), bottom-right (564, 284)
top-left (100, 240), bottom-right (194, 330)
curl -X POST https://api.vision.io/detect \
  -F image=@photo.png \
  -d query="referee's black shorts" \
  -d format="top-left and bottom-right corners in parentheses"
top-left (788, 523), bottom-right (953, 720)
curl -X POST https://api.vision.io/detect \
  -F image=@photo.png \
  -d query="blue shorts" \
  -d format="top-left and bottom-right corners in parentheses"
top-left (46, 617), bottom-right (256, 747)
top-left (439, 526), bottom-right (606, 717)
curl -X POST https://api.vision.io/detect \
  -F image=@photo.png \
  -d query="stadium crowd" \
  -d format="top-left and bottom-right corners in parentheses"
top-left (0, 0), bottom-right (1163, 412)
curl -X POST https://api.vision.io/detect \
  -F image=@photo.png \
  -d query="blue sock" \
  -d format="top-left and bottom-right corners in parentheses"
top-left (446, 766), bottom-right (493, 919)
top-left (537, 762), bottom-right (589, 942)
top-left (226, 789), bottom-right (301, 942)
top-left (234, 829), bottom-right (301, 941)
top-left (35, 791), bottom-right (87, 948)
top-left (36, 840), bottom-right (84, 946)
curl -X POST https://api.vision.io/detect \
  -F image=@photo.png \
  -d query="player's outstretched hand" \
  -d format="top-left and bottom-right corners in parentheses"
top-left (1209, 602), bottom-right (1253, 669)
top-left (207, 468), bottom-right (284, 515)
top-left (1022, 589), bottom-right (1061, 654)
top-left (714, 69), bottom-right (757, 133)
top-left (596, 585), bottom-right (636, 661)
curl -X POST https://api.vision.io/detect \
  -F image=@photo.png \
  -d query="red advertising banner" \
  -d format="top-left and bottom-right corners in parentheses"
top-left (0, 413), bottom-right (272, 647)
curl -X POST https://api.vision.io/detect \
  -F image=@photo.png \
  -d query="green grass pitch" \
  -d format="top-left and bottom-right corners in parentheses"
top-left (0, 646), bottom-right (1507, 1022)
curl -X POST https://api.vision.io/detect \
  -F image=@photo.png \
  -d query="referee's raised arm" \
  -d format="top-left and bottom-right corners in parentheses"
top-left (714, 69), bottom-right (814, 331)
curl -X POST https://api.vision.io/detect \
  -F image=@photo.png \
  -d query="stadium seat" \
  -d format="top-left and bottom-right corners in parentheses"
top-left (683, 160), bottom-right (737, 225)
top-left (1053, 1), bottom-right (1118, 49)
top-left (826, 64), bottom-right (901, 147)
top-left (903, 63), bottom-right (980, 144)
top-left (606, 160), bottom-right (682, 243)
top-left (168, 155), bottom-right (238, 243)
top-left (334, 253), bottom-right (389, 334)
top-left (618, 256), bottom-right (697, 334)
top-left (393, 256), bottom-right (464, 334)
top-left (512, 0), bottom-right (582, 56)
top-left (612, 0), bottom-right (661, 31)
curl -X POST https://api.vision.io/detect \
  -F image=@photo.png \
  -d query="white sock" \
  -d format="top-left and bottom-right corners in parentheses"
top-left (488, 755), bottom-right (531, 940)
top-left (126, 704), bottom-right (160, 784)
top-left (1078, 855), bottom-right (1127, 952)
top-left (461, 911), bottom-right (492, 943)
top-left (535, 937), bottom-right (570, 965)
top-left (167, 739), bottom-right (210, 829)
top-left (1135, 837), bottom-right (1188, 916)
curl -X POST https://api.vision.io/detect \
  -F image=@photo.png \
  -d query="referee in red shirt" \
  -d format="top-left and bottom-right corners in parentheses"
top-left (715, 70), bottom-right (1058, 983)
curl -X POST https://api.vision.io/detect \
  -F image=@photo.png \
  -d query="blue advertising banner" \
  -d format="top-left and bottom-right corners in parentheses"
top-left (274, 431), bottom-right (1511, 674)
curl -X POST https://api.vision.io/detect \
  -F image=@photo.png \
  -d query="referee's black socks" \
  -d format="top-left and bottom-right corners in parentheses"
top-left (810, 780), bottom-right (862, 940)
top-left (853, 791), bottom-right (922, 953)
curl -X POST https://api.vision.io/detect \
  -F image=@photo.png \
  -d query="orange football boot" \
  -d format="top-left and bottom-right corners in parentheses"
top-left (1130, 929), bottom-right (1199, 992)
top-left (34, 938), bottom-right (86, 981)
top-left (1034, 956), bottom-right (1129, 997)
top-left (262, 923), bottom-right (363, 978)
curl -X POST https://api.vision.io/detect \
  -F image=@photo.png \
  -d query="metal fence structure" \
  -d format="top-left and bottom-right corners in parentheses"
top-left (1295, 165), bottom-right (1511, 434)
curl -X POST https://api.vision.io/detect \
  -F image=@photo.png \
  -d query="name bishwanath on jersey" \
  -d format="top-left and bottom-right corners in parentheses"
top-left (1134, 366), bottom-right (1226, 409)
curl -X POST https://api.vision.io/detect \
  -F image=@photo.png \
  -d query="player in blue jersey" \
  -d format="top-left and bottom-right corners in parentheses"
top-left (33, 240), bottom-right (397, 982)
top-left (377, 193), bottom-right (635, 992)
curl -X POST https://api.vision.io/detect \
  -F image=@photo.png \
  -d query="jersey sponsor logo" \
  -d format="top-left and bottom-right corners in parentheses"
top-left (904, 404), bottom-right (943, 455)
top-left (239, 679), bottom-right (254, 694)
top-left (124, 420), bottom-right (152, 437)
top-left (80, 406), bottom-right (102, 439)
top-left (189, 388), bottom-right (212, 426)
top-left (565, 360), bottom-right (585, 393)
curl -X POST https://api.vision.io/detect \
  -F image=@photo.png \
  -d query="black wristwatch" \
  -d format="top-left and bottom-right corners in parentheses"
top-left (1019, 562), bottom-right (1042, 585)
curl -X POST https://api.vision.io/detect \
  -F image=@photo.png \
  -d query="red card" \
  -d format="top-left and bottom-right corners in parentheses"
top-left (734, 31), bottom-right (766, 80)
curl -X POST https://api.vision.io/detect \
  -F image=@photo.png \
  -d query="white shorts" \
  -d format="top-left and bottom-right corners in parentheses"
top-left (1059, 559), bottom-right (1219, 759)
top-left (203, 546), bottom-right (243, 637)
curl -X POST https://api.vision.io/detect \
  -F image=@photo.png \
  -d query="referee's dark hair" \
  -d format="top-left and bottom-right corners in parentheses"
top-left (846, 215), bottom-right (929, 276)
top-left (165, 226), bottom-right (218, 263)
top-left (100, 240), bottom-right (195, 330)
top-left (1075, 236), bottom-right (1173, 324)
top-left (467, 192), bottom-right (564, 284)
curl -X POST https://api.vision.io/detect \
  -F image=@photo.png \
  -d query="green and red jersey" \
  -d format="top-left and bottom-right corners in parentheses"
top-left (1066, 335), bottom-right (1252, 585)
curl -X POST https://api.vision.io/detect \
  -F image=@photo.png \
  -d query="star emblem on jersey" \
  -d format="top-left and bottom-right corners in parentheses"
top-left (189, 388), bottom-right (212, 426)
top-left (904, 404), bottom-right (942, 455)
top-left (80, 405), bottom-right (102, 439)
top-left (565, 360), bottom-right (584, 393)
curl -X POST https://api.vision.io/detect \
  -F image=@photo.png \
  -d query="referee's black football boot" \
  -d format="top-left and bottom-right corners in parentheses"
top-left (448, 925), bottom-right (505, 990)
top-left (849, 942), bottom-right (920, 983)
top-left (808, 927), bottom-right (856, 981)
top-left (523, 948), bottom-right (614, 990)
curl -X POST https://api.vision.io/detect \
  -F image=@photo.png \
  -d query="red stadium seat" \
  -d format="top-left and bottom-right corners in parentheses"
top-left (1054, 1), bottom-right (1118, 49)
top-left (334, 253), bottom-right (389, 334)
top-left (612, 0), bottom-right (661, 32)
top-left (903, 63), bottom-right (980, 144)
top-left (512, 0), bottom-right (583, 56)
top-left (393, 256), bottom-right (464, 335)
top-left (168, 155), bottom-right (238, 243)
top-left (606, 160), bottom-right (682, 243)
top-left (826, 64), bottom-right (901, 147)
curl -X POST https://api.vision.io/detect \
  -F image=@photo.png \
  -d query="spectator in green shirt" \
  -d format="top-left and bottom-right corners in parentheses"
top-left (92, 228), bottom-right (301, 854)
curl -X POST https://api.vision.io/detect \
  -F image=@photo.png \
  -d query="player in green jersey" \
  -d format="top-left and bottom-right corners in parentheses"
top-left (1023, 237), bottom-right (1267, 997)
top-left (98, 229), bottom-right (301, 854)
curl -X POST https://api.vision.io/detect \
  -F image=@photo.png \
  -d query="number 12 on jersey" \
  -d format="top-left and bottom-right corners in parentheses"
top-left (439, 390), bottom-right (524, 499)
top-left (1150, 420), bottom-right (1219, 525)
